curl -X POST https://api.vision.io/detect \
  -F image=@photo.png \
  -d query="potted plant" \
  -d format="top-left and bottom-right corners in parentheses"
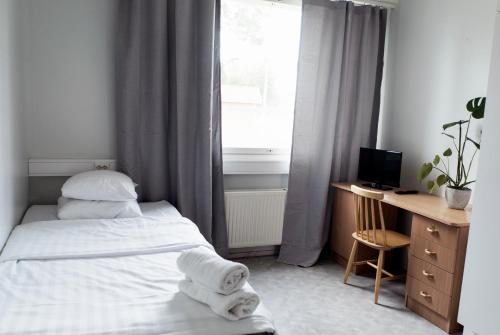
top-left (417, 97), bottom-right (486, 209)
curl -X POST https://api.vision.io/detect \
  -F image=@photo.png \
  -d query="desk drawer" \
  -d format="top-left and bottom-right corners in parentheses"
top-left (407, 276), bottom-right (451, 318)
top-left (412, 215), bottom-right (459, 250)
top-left (408, 256), bottom-right (454, 295)
top-left (411, 238), bottom-right (456, 273)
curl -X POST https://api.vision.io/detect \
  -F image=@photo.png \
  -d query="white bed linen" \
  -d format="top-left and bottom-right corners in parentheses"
top-left (21, 200), bottom-right (182, 224)
top-left (0, 208), bottom-right (275, 335)
top-left (57, 197), bottom-right (143, 220)
top-left (1, 216), bottom-right (212, 262)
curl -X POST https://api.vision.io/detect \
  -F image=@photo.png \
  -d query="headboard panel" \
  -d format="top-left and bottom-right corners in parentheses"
top-left (29, 159), bottom-right (116, 177)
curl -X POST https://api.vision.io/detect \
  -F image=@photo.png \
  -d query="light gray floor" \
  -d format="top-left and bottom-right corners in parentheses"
top-left (241, 257), bottom-right (462, 335)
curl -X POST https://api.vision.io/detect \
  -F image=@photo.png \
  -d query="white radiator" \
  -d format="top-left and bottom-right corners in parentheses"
top-left (225, 189), bottom-right (287, 248)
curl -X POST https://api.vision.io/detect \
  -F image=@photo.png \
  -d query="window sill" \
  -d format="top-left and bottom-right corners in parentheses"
top-left (222, 148), bottom-right (290, 175)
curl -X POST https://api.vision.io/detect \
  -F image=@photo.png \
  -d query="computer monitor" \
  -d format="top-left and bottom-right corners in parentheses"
top-left (357, 147), bottom-right (402, 190)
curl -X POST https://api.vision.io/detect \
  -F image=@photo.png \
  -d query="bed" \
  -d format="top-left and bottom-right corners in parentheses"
top-left (0, 201), bottom-right (275, 335)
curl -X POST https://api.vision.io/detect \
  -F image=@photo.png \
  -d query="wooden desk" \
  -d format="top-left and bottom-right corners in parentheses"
top-left (330, 182), bottom-right (470, 333)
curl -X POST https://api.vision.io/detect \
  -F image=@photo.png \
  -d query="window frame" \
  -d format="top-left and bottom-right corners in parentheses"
top-left (222, 147), bottom-right (291, 175)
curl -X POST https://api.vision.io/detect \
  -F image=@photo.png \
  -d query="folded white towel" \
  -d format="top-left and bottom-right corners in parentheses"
top-left (179, 279), bottom-right (260, 321)
top-left (176, 246), bottom-right (249, 295)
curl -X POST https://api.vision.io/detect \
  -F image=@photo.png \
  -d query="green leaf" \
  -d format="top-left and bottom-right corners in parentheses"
top-left (441, 132), bottom-right (455, 140)
top-left (443, 148), bottom-right (453, 157)
top-left (461, 180), bottom-right (476, 187)
top-left (431, 183), bottom-right (440, 193)
top-left (426, 180), bottom-right (434, 191)
top-left (426, 180), bottom-right (439, 193)
top-left (466, 97), bottom-right (486, 119)
top-left (417, 163), bottom-right (433, 182)
top-left (425, 180), bottom-right (436, 193)
top-left (442, 120), bottom-right (469, 130)
top-left (466, 137), bottom-right (481, 149)
top-left (436, 174), bottom-right (449, 186)
top-left (433, 155), bottom-right (440, 166)
top-left (442, 121), bottom-right (460, 130)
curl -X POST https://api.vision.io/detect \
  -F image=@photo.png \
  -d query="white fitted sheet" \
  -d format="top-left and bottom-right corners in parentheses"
top-left (0, 205), bottom-right (275, 335)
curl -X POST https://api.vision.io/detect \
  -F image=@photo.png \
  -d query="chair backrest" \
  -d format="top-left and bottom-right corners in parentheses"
top-left (350, 185), bottom-right (387, 246)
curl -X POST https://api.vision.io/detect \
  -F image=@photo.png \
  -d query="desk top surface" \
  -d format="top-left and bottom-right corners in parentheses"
top-left (331, 182), bottom-right (471, 227)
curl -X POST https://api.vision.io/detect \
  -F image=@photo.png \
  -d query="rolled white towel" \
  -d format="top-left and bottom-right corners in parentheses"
top-left (179, 279), bottom-right (260, 321)
top-left (176, 246), bottom-right (249, 295)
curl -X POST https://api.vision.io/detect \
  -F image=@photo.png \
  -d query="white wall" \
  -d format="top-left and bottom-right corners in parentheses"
top-left (19, 0), bottom-right (116, 159)
top-left (459, 8), bottom-right (500, 335)
top-left (0, 0), bottom-right (28, 249)
top-left (379, 0), bottom-right (497, 191)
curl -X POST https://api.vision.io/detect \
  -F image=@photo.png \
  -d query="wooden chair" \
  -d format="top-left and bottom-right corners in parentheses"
top-left (343, 185), bottom-right (410, 304)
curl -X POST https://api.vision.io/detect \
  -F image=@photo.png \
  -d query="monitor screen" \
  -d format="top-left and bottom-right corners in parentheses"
top-left (357, 148), bottom-right (402, 188)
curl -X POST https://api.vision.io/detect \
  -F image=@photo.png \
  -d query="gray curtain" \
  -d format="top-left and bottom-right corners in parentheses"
top-left (278, 0), bottom-right (387, 266)
top-left (115, 0), bottom-right (228, 254)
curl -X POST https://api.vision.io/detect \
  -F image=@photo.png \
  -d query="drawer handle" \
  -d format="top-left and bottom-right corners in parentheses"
top-left (424, 248), bottom-right (437, 256)
top-left (422, 270), bottom-right (434, 278)
top-left (426, 226), bottom-right (438, 234)
top-left (420, 291), bottom-right (432, 299)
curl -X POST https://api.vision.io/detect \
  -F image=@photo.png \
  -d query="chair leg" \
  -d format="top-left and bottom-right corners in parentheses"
top-left (374, 249), bottom-right (385, 304)
top-left (343, 240), bottom-right (358, 284)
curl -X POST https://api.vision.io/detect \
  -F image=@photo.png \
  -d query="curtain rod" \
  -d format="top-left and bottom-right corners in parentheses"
top-left (338, 0), bottom-right (399, 9)
top-left (265, 0), bottom-right (398, 9)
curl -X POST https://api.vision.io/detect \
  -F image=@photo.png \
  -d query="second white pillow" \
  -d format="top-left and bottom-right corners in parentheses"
top-left (57, 197), bottom-right (142, 220)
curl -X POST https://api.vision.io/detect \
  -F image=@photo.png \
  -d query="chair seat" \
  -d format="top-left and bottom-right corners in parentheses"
top-left (352, 230), bottom-right (410, 250)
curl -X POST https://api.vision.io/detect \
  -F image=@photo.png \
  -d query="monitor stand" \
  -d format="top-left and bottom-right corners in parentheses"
top-left (362, 182), bottom-right (393, 191)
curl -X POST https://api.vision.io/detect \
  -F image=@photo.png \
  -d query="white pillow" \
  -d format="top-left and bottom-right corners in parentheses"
top-left (57, 197), bottom-right (142, 220)
top-left (61, 170), bottom-right (138, 201)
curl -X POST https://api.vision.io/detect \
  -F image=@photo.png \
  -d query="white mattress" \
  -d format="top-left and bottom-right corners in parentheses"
top-left (21, 200), bottom-right (183, 224)
top-left (0, 203), bottom-right (275, 335)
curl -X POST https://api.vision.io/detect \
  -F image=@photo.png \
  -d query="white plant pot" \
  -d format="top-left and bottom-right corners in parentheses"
top-left (445, 187), bottom-right (472, 210)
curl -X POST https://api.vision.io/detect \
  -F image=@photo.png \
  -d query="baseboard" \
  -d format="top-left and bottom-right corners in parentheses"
top-left (228, 245), bottom-right (280, 259)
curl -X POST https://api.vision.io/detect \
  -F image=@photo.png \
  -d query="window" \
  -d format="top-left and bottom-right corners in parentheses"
top-left (221, 0), bottom-right (301, 151)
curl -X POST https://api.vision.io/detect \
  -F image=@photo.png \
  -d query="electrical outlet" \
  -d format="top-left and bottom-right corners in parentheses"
top-left (93, 160), bottom-right (115, 170)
